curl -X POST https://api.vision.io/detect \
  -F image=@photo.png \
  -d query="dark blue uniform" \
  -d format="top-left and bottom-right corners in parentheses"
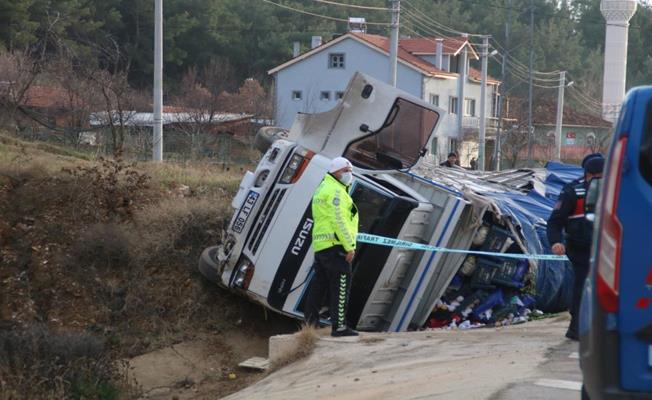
top-left (547, 177), bottom-right (593, 338)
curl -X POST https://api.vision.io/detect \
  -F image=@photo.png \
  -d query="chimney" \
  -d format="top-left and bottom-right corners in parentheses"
top-left (435, 38), bottom-right (444, 70)
top-left (293, 41), bottom-right (301, 57)
top-left (311, 36), bottom-right (323, 49)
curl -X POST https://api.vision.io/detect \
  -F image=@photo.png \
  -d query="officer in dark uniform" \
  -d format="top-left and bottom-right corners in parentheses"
top-left (547, 153), bottom-right (605, 340)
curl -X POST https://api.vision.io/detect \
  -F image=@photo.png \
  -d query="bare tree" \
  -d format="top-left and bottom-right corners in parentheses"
top-left (172, 60), bottom-right (238, 157)
top-left (0, 51), bottom-right (42, 130)
top-left (501, 125), bottom-right (530, 168)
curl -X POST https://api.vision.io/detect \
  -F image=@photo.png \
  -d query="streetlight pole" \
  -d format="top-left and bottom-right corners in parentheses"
top-left (389, 0), bottom-right (400, 87)
top-left (554, 71), bottom-right (566, 161)
top-left (526, 0), bottom-right (534, 167)
top-left (478, 35), bottom-right (489, 171)
top-left (456, 33), bottom-right (469, 155)
top-left (494, 0), bottom-right (512, 171)
top-left (153, 0), bottom-right (163, 162)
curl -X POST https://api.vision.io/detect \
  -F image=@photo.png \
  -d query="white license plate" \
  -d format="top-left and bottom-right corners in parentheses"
top-left (232, 191), bottom-right (259, 233)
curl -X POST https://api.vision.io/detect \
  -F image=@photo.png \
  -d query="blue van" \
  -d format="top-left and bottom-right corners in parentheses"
top-left (580, 86), bottom-right (652, 399)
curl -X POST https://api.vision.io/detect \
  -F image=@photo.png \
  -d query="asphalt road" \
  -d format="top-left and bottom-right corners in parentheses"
top-left (224, 314), bottom-right (584, 400)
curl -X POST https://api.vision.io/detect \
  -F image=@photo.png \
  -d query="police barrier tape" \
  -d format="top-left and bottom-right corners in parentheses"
top-left (356, 233), bottom-right (570, 262)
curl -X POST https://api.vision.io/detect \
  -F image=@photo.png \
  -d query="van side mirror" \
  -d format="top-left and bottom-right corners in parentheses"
top-left (584, 177), bottom-right (602, 222)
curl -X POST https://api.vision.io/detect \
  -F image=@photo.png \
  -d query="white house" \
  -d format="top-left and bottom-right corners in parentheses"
top-left (268, 32), bottom-right (505, 164)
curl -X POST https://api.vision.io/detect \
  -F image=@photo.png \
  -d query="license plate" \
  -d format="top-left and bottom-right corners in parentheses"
top-left (232, 191), bottom-right (259, 233)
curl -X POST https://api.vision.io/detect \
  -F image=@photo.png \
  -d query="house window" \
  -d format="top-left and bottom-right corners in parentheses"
top-left (450, 56), bottom-right (460, 73)
top-left (329, 53), bottom-right (345, 69)
top-left (449, 96), bottom-right (458, 114)
top-left (429, 94), bottom-right (439, 107)
top-left (464, 98), bottom-right (476, 116)
top-left (320, 91), bottom-right (331, 101)
top-left (336, 91), bottom-right (345, 100)
top-left (292, 90), bottom-right (302, 101)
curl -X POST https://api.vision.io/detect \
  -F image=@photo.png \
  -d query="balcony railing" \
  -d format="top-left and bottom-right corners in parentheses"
top-left (462, 116), bottom-right (518, 131)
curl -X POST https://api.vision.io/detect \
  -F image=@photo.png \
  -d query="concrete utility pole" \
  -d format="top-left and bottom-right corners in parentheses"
top-left (554, 71), bottom-right (566, 161)
top-left (389, 0), bottom-right (400, 87)
top-left (526, 0), bottom-right (534, 167)
top-left (153, 0), bottom-right (163, 161)
top-left (478, 35), bottom-right (489, 171)
top-left (456, 33), bottom-right (468, 152)
top-left (494, 0), bottom-right (512, 171)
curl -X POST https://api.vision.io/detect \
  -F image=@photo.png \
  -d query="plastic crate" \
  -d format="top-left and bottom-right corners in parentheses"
top-left (481, 225), bottom-right (512, 252)
top-left (492, 259), bottom-right (529, 288)
top-left (470, 258), bottom-right (501, 289)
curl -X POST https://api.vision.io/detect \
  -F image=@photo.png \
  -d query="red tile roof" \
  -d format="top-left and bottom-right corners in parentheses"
top-left (352, 33), bottom-right (497, 84)
top-left (400, 36), bottom-right (474, 57)
top-left (350, 33), bottom-right (454, 77)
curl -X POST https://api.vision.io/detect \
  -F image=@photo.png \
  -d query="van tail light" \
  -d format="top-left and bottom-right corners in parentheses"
top-left (279, 150), bottom-right (314, 184)
top-left (596, 137), bottom-right (627, 313)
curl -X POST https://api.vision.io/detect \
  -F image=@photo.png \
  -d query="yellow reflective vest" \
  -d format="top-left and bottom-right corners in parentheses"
top-left (311, 173), bottom-right (359, 253)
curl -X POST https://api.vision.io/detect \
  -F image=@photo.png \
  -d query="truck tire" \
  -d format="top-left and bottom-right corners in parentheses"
top-left (254, 126), bottom-right (288, 153)
top-left (198, 246), bottom-right (220, 284)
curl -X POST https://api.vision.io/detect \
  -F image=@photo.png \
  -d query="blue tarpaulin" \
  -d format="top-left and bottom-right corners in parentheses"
top-left (480, 162), bottom-right (583, 312)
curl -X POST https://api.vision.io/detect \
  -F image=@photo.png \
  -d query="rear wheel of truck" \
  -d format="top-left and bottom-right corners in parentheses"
top-left (254, 126), bottom-right (288, 153)
top-left (198, 246), bottom-right (220, 284)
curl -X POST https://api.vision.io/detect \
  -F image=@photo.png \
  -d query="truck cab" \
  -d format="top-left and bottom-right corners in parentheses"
top-left (199, 72), bottom-right (481, 332)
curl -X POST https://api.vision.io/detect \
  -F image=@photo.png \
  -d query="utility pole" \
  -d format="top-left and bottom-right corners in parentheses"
top-left (153, 0), bottom-right (163, 161)
top-left (494, 0), bottom-right (512, 171)
top-left (554, 71), bottom-right (566, 161)
top-left (478, 35), bottom-right (489, 171)
top-left (526, 0), bottom-right (534, 167)
top-left (389, 0), bottom-right (400, 87)
top-left (456, 33), bottom-right (468, 154)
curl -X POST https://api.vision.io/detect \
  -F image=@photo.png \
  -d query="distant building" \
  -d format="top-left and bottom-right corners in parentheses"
top-left (268, 32), bottom-right (506, 162)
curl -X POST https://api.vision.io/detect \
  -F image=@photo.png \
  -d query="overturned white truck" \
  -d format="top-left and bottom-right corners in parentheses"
top-left (199, 72), bottom-right (578, 332)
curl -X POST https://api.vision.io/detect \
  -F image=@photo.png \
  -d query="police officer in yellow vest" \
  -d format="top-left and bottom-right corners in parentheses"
top-left (305, 157), bottom-right (360, 337)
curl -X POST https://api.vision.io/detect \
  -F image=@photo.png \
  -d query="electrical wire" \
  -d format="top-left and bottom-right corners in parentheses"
top-left (402, 2), bottom-right (562, 79)
top-left (402, 0), bottom-right (485, 37)
top-left (567, 90), bottom-right (603, 116)
top-left (309, 0), bottom-right (390, 11)
top-left (489, 38), bottom-right (561, 75)
top-left (567, 85), bottom-right (605, 108)
top-left (260, 0), bottom-right (390, 25)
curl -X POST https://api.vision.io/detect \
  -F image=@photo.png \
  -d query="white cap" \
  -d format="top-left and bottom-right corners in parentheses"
top-left (329, 156), bottom-right (352, 173)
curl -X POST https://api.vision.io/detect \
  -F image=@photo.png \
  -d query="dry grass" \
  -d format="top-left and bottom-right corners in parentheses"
top-left (140, 160), bottom-right (243, 195)
top-left (269, 324), bottom-right (320, 371)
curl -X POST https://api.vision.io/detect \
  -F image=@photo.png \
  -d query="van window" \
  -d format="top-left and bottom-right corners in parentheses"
top-left (641, 100), bottom-right (652, 185)
top-left (344, 98), bottom-right (439, 170)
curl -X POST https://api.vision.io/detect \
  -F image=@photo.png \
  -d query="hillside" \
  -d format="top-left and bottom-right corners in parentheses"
top-left (0, 135), bottom-right (296, 399)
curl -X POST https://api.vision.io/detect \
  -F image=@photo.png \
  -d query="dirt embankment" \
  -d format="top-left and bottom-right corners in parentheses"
top-left (0, 136), bottom-right (296, 399)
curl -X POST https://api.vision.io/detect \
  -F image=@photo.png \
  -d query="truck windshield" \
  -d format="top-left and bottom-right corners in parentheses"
top-left (344, 98), bottom-right (439, 170)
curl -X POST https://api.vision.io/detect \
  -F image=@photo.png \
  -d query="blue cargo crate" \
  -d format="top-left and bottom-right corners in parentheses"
top-left (492, 259), bottom-right (528, 288)
top-left (481, 225), bottom-right (512, 252)
top-left (470, 258), bottom-right (501, 289)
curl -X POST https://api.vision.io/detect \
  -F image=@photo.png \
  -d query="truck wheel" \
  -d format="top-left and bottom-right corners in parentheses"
top-left (198, 246), bottom-right (220, 284)
top-left (254, 126), bottom-right (288, 153)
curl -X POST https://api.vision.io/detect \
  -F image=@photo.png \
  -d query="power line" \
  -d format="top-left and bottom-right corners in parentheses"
top-left (260, 0), bottom-right (390, 25)
top-left (402, 2), bottom-right (561, 78)
top-left (309, 0), bottom-right (390, 11)
top-left (489, 38), bottom-right (560, 75)
top-left (403, 0), bottom-right (487, 37)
